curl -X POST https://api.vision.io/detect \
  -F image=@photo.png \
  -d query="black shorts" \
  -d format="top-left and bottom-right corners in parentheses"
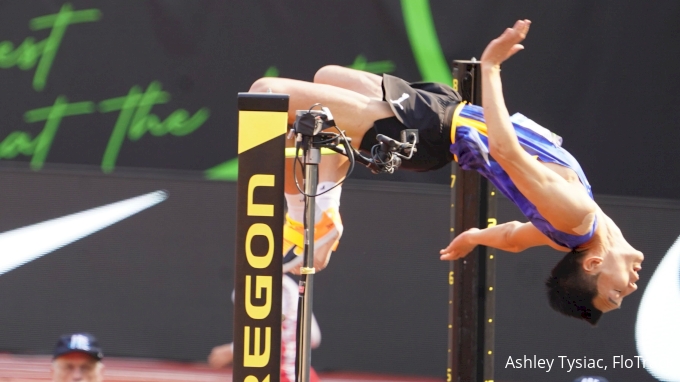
top-left (359, 74), bottom-right (461, 172)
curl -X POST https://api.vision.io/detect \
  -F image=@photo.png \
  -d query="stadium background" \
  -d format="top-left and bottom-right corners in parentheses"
top-left (1, 1), bottom-right (679, 381)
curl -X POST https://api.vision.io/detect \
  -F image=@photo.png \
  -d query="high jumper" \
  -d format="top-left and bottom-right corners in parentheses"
top-left (248, 20), bottom-right (644, 325)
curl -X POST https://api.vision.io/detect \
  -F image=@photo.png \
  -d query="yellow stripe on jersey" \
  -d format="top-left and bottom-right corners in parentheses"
top-left (449, 104), bottom-right (541, 163)
top-left (457, 117), bottom-right (488, 136)
top-left (450, 102), bottom-right (466, 145)
top-left (450, 105), bottom-right (489, 145)
top-left (451, 103), bottom-right (489, 162)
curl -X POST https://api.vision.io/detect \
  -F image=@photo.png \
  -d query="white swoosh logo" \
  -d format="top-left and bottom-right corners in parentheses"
top-left (635, 234), bottom-right (680, 381)
top-left (0, 190), bottom-right (168, 276)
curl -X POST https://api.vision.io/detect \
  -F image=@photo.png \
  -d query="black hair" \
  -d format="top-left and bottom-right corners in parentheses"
top-left (545, 250), bottom-right (603, 326)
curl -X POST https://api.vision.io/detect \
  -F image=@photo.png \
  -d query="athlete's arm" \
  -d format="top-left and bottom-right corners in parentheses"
top-left (439, 221), bottom-right (569, 260)
top-left (479, 20), bottom-right (597, 235)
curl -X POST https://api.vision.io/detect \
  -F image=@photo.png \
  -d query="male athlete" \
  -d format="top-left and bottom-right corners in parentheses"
top-left (249, 20), bottom-right (643, 324)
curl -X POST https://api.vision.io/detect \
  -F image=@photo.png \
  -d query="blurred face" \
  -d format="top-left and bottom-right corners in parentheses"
top-left (52, 352), bottom-right (103, 382)
top-left (589, 249), bottom-right (644, 313)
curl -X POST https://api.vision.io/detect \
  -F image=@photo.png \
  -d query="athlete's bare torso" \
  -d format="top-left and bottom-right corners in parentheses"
top-left (538, 160), bottom-right (603, 250)
top-left (540, 161), bottom-right (626, 254)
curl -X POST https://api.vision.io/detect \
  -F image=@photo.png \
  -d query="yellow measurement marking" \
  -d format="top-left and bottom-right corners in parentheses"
top-left (487, 218), bottom-right (497, 227)
top-left (450, 174), bottom-right (456, 188)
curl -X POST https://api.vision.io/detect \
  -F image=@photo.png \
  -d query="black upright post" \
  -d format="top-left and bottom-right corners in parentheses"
top-left (447, 60), bottom-right (497, 382)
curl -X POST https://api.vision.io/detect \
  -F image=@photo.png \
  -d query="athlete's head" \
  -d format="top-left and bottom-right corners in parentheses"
top-left (546, 250), bottom-right (602, 325)
top-left (546, 247), bottom-right (643, 325)
top-left (584, 247), bottom-right (643, 314)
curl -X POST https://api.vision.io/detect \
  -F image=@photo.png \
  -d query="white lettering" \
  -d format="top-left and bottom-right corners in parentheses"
top-left (505, 356), bottom-right (516, 368)
top-left (545, 358), bottom-right (554, 372)
top-left (69, 334), bottom-right (90, 350)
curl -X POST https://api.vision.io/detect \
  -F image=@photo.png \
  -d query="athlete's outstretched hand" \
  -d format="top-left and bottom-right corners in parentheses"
top-left (439, 228), bottom-right (479, 260)
top-left (480, 19), bottom-right (531, 67)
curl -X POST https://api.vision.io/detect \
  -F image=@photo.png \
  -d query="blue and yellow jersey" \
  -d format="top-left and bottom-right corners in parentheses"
top-left (450, 103), bottom-right (595, 249)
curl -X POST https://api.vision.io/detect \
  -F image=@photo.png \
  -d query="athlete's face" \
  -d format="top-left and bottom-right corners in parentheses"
top-left (588, 250), bottom-right (644, 313)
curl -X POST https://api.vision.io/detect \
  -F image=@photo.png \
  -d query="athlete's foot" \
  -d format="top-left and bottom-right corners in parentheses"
top-left (282, 208), bottom-right (343, 274)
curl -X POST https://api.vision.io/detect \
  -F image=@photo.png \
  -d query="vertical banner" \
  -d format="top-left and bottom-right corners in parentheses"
top-left (234, 93), bottom-right (289, 382)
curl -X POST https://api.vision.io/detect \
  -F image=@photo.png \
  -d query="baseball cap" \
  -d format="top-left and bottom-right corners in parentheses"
top-left (53, 333), bottom-right (103, 361)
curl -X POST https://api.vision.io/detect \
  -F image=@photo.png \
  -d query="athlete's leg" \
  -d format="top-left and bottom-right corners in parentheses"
top-left (249, 77), bottom-right (392, 143)
top-left (252, 76), bottom-right (377, 196)
top-left (313, 65), bottom-right (383, 99)
top-left (310, 66), bottom-right (383, 184)
top-left (249, 77), bottom-right (393, 272)
top-left (284, 140), bottom-right (349, 193)
top-left (252, 77), bottom-right (388, 193)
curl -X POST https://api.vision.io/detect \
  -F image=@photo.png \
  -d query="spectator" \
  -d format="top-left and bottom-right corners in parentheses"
top-left (51, 333), bottom-right (104, 382)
